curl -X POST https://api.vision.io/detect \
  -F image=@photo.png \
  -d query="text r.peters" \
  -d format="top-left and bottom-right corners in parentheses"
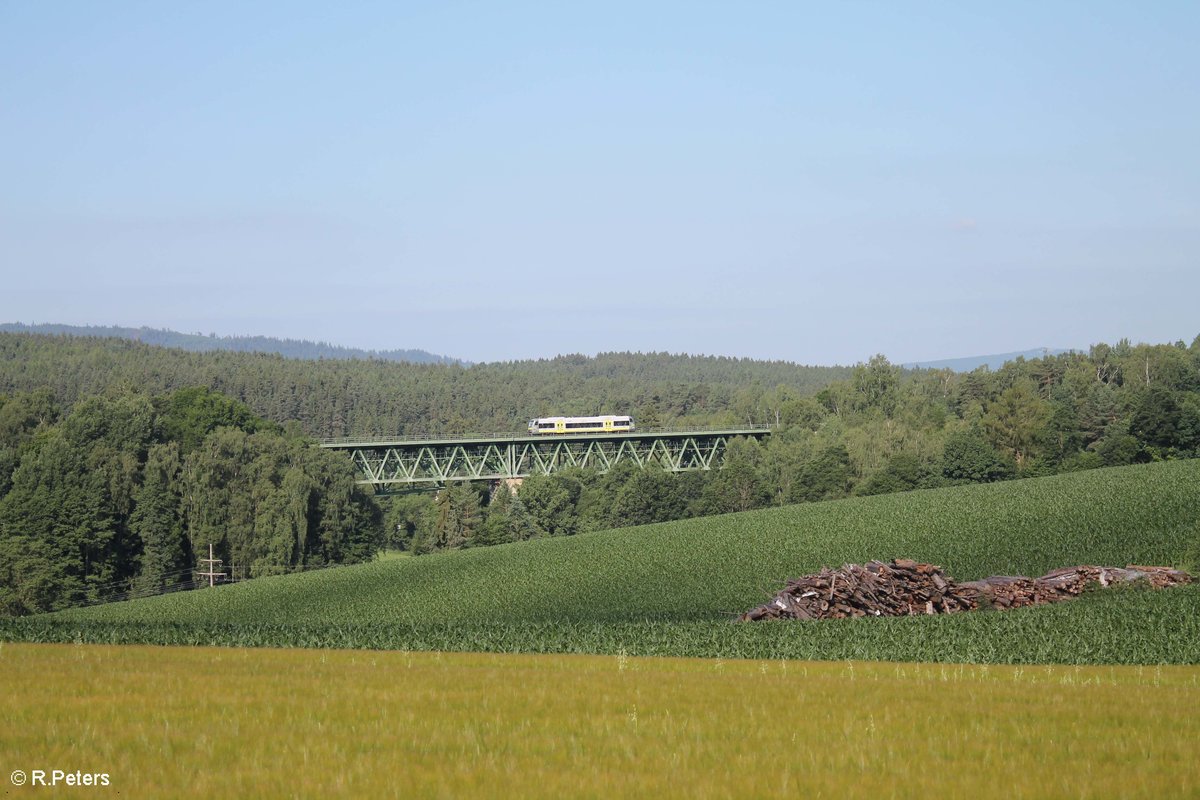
top-left (28, 770), bottom-right (111, 787)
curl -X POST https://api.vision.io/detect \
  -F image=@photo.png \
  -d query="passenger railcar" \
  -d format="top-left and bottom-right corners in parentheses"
top-left (528, 415), bottom-right (635, 435)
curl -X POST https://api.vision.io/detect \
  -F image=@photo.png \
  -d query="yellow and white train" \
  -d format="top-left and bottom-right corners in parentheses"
top-left (528, 415), bottom-right (635, 435)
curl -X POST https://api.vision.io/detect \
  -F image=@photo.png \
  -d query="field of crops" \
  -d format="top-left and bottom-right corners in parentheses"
top-left (5, 460), bottom-right (1198, 663)
top-left (6, 585), bottom-right (1200, 663)
top-left (3, 643), bottom-right (1198, 799)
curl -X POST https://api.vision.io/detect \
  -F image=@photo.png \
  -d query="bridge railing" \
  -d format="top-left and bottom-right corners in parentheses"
top-left (318, 424), bottom-right (772, 447)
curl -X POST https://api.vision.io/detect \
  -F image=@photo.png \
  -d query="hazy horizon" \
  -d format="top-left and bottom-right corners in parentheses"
top-left (5, 319), bottom-right (1166, 370)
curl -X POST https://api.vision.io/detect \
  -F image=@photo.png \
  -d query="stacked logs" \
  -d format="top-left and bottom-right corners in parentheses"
top-left (738, 559), bottom-right (1191, 622)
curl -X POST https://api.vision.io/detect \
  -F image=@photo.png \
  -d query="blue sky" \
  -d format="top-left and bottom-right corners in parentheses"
top-left (1, 1), bottom-right (1197, 364)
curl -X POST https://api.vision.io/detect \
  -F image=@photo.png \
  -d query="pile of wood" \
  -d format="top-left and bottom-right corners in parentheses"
top-left (960, 565), bottom-right (1191, 610)
top-left (738, 559), bottom-right (1191, 622)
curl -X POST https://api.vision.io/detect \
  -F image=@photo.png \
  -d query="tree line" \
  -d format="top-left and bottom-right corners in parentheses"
top-left (0, 333), bottom-right (853, 437)
top-left (0, 387), bottom-right (379, 615)
top-left (379, 335), bottom-right (1200, 553)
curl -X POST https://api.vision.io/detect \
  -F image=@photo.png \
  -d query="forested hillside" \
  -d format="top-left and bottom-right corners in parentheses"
top-left (0, 333), bottom-right (854, 436)
top-left (386, 335), bottom-right (1200, 553)
top-left (0, 388), bottom-right (379, 616)
top-left (1, 331), bottom-right (1197, 614)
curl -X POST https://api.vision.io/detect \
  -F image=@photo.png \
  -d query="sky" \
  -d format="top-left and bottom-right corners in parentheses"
top-left (1, 1), bottom-right (1197, 365)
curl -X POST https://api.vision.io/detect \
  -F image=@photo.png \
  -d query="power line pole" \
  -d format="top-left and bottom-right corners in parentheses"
top-left (198, 543), bottom-right (226, 588)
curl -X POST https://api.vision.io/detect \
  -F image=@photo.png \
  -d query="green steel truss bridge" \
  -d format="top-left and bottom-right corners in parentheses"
top-left (320, 426), bottom-right (771, 492)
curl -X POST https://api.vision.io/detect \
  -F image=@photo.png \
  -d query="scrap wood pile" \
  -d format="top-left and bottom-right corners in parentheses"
top-left (738, 558), bottom-right (1192, 622)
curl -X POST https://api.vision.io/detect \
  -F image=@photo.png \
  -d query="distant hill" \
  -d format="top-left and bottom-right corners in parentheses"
top-left (0, 323), bottom-right (461, 365)
top-left (904, 348), bottom-right (1076, 372)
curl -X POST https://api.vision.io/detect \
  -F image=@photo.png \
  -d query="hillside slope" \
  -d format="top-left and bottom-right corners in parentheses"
top-left (56, 460), bottom-right (1200, 626)
top-left (0, 333), bottom-right (852, 436)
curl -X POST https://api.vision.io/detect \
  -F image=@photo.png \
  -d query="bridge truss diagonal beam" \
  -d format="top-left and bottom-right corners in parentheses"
top-left (320, 428), bottom-right (771, 492)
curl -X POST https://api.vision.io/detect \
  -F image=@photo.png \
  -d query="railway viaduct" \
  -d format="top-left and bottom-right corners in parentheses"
top-left (320, 426), bottom-right (771, 492)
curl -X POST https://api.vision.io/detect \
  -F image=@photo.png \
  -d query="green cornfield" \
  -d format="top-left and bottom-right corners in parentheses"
top-left (5, 460), bottom-right (1199, 663)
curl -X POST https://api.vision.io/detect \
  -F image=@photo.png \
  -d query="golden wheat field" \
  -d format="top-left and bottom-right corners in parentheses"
top-left (3, 644), bottom-right (1199, 798)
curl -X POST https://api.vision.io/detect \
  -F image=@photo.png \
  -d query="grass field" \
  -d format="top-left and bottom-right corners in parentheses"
top-left (2, 643), bottom-right (1198, 799)
top-left (5, 460), bottom-right (1198, 663)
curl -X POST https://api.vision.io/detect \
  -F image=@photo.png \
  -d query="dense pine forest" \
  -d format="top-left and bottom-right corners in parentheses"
top-left (0, 331), bottom-right (1197, 615)
top-left (0, 333), bottom-right (855, 435)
